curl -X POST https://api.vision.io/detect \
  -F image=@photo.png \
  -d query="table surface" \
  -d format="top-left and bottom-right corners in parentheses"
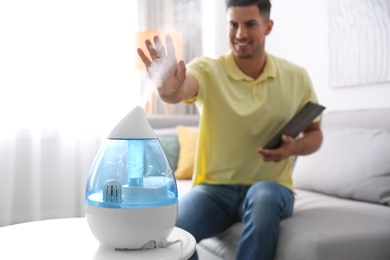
top-left (0, 217), bottom-right (196, 260)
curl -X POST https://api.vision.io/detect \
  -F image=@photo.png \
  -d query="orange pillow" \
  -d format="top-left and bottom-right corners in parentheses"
top-left (175, 125), bottom-right (198, 179)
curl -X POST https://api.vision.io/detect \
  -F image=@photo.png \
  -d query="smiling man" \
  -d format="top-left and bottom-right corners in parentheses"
top-left (137, 0), bottom-right (322, 259)
top-left (228, 1), bottom-right (272, 79)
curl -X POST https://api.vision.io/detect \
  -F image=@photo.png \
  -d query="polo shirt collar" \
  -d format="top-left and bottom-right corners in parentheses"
top-left (225, 51), bottom-right (277, 82)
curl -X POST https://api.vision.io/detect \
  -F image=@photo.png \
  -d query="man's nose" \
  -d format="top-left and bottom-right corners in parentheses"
top-left (236, 26), bottom-right (248, 39)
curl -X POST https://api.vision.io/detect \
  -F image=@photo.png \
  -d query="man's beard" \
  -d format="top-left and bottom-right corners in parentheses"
top-left (233, 45), bottom-right (260, 60)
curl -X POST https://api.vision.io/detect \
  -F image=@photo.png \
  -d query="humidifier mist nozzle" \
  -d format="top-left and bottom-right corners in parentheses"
top-left (127, 139), bottom-right (144, 187)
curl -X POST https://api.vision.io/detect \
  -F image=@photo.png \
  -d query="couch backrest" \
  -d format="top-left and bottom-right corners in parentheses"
top-left (147, 107), bottom-right (390, 131)
top-left (294, 107), bottom-right (390, 206)
top-left (322, 108), bottom-right (390, 130)
top-left (147, 114), bottom-right (199, 129)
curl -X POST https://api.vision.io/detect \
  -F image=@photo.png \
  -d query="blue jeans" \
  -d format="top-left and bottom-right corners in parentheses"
top-left (176, 181), bottom-right (295, 260)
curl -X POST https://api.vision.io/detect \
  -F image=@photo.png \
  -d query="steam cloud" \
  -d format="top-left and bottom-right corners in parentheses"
top-left (145, 0), bottom-right (201, 91)
top-left (148, 42), bottom-right (177, 89)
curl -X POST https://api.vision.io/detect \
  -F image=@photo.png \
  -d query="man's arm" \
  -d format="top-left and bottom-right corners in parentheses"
top-left (158, 72), bottom-right (199, 104)
top-left (291, 121), bottom-right (323, 155)
top-left (137, 35), bottom-right (199, 104)
top-left (257, 121), bottom-right (323, 162)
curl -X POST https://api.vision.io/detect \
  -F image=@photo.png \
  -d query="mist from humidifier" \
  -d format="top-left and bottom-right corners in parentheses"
top-left (128, 140), bottom-right (144, 186)
top-left (148, 47), bottom-right (176, 89)
top-left (147, 1), bottom-right (200, 90)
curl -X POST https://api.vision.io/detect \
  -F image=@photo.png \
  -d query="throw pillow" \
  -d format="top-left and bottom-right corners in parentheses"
top-left (175, 125), bottom-right (198, 180)
top-left (154, 128), bottom-right (180, 171)
top-left (159, 136), bottom-right (179, 171)
top-left (293, 126), bottom-right (390, 205)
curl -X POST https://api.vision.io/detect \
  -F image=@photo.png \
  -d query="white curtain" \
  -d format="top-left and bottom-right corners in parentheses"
top-left (0, 0), bottom-right (140, 226)
top-left (0, 130), bottom-right (103, 226)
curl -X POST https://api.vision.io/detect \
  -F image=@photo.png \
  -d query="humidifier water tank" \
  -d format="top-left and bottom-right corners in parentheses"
top-left (85, 106), bottom-right (178, 250)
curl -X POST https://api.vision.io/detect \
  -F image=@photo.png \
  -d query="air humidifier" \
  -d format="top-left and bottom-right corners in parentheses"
top-left (85, 106), bottom-right (178, 250)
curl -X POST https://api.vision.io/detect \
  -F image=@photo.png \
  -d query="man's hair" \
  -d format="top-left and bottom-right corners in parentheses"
top-left (225, 0), bottom-right (271, 20)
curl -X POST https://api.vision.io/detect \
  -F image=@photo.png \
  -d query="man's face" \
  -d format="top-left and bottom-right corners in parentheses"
top-left (227, 5), bottom-right (273, 60)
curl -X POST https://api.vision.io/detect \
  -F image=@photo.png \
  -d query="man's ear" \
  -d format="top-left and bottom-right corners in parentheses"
top-left (265, 20), bottom-right (274, 35)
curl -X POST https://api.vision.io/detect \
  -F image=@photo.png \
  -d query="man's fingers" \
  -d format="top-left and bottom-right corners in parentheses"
top-left (138, 35), bottom-right (179, 81)
top-left (154, 35), bottom-right (166, 59)
top-left (144, 39), bottom-right (159, 60)
top-left (137, 48), bottom-right (151, 68)
top-left (176, 60), bottom-right (186, 78)
top-left (165, 34), bottom-right (176, 58)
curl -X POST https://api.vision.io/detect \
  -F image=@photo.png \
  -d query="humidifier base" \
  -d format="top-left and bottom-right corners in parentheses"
top-left (86, 203), bottom-right (178, 250)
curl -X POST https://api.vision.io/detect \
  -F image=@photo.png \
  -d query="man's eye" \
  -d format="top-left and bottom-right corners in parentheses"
top-left (230, 23), bottom-right (238, 29)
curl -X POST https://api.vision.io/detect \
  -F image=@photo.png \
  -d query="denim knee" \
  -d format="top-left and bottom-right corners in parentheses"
top-left (243, 181), bottom-right (294, 221)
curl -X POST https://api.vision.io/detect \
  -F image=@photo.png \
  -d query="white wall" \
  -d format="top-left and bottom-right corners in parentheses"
top-left (201, 0), bottom-right (230, 57)
top-left (205, 0), bottom-right (390, 112)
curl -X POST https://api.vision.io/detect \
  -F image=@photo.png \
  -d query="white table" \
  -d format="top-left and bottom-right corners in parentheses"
top-left (0, 217), bottom-right (196, 260)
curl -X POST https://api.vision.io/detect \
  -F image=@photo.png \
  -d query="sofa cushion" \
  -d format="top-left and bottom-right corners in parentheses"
top-left (175, 125), bottom-right (198, 180)
top-left (293, 126), bottom-right (390, 205)
top-left (197, 189), bottom-right (390, 260)
top-left (276, 189), bottom-right (390, 260)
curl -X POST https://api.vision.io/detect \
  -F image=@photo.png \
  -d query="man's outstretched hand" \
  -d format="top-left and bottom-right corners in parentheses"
top-left (137, 35), bottom-right (186, 99)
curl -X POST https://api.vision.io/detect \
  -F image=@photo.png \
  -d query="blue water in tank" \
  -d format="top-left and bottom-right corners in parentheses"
top-left (85, 138), bottom-right (178, 209)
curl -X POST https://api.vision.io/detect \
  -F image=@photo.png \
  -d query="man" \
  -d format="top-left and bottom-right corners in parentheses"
top-left (138, 0), bottom-right (323, 259)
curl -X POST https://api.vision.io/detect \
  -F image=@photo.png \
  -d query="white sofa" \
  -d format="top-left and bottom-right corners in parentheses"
top-left (148, 108), bottom-right (390, 260)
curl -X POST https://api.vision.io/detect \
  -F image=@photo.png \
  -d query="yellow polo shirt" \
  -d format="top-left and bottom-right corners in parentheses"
top-left (185, 52), bottom-right (318, 192)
